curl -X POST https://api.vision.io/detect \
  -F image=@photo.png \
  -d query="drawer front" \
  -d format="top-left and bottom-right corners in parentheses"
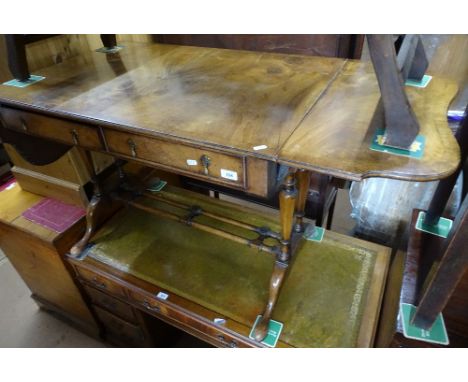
top-left (76, 267), bottom-right (126, 298)
top-left (104, 129), bottom-right (245, 187)
top-left (0, 106), bottom-right (102, 151)
top-left (84, 285), bottom-right (136, 323)
top-left (127, 289), bottom-right (169, 316)
top-left (93, 305), bottom-right (145, 346)
top-left (127, 288), bottom-right (251, 348)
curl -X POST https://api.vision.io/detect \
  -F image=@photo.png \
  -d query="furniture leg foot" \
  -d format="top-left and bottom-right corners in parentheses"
top-left (253, 261), bottom-right (288, 341)
top-left (70, 195), bottom-right (104, 256)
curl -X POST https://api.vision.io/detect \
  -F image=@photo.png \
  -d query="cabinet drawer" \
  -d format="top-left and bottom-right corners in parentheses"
top-left (84, 285), bottom-right (136, 323)
top-left (93, 305), bottom-right (145, 346)
top-left (127, 289), bottom-right (169, 316)
top-left (76, 267), bottom-right (126, 298)
top-left (104, 129), bottom-right (245, 187)
top-left (0, 106), bottom-right (102, 151)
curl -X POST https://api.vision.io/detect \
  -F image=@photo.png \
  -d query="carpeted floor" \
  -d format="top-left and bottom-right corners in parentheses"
top-left (0, 250), bottom-right (104, 347)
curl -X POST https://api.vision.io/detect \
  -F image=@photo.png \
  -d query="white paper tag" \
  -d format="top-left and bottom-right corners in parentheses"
top-left (186, 159), bottom-right (198, 166)
top-left (220, 169), bottom-right (238, 181)
top-left (156, 291), bottom-right (169, 300)
top-left (213, 318), bottom-right (226, 325)
top-left (253, 145), bottom-right (268, 151)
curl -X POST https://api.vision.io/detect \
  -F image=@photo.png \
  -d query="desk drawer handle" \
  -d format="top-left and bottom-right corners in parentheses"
top-left (100, 299), bottom-right (116, 311)
top-left (229, 340), bottom-right (238, 348)
top-left (20, 118), bottom-right (28, 132)
top-left (91, 276), bottom-right (106, 289)
top-left (200, 154), bottom-right (211, 175)
top-left (127, 138), bottom-right (137, 157)
top-left (70, 129), bottom-right (79, 145)
top-left (216, 334), bottom-right (237, 348)
top-left (143, 299), bottom-right (160, 312)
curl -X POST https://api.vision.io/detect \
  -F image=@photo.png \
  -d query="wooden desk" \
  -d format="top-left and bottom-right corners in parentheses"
top-left (0, 41), bottom-right (460, 341)
top-left (68, 184), bottom-right (390, 347)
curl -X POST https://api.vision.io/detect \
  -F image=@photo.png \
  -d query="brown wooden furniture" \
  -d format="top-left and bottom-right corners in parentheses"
top-left (67, 184), bottom-right (390, 347)
top-left (4, 144), bottom-right (113, 207)
top-left (0, 181), bottom-right (99, 336)
top-left (376, 204), bottom-right (468, 348)
top-left (379, 112), bottom-right (467, 347)
top-left (164, 35), bottom-right (363, 227)
top-left (0, 40), bottom-right (459, 342)
top-left (152, 34), bottom-right (364, 59)
top-left (4, 35), bottom-right (118, 82)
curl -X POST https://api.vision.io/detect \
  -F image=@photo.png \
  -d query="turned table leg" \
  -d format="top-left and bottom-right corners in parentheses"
top-left (70, 150), bottom-right (105, 256)
top-left (294, 169), bottom-right (311, 233)
top-left (253, 169), bottom-right (297, 341)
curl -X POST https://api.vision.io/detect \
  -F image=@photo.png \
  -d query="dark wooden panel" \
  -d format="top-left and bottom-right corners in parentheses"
top-left (93, 305), bottom-right (145, 346)
top-left (76, 266), bottom-right (127, 298)
top-left (84, 285), bottom-right (137, 323)
top-left (153, 34), bottom-right (363, 59)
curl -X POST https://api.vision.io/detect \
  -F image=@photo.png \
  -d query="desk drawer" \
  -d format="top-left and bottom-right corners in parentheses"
top-left (0, 106), bottom-right (102, 151)
top-left (76, 267), bottom-right (126, 298)
top-left (84, 285), bottom-right (136, 323)
top-left (104, 129), bottom-right (245, 187)
top-left (127, 289), bottom-right (169, 316)
top-left (93, 305), bottom-right (145, 346)
top-left (127, 288), bottom-right (247, 348)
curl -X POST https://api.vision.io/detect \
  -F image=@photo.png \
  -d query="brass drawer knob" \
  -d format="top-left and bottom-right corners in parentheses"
top-left (229, 340), bottom-right (238, 348)
top-left (20, 118), bottom-right (28, 131)
top-left (143, 299), bottom-right (160, 312)
top-left (127, 138), bottom-right (137, 157)
top-left (91, 276), bottom-right (106, 289)
top-left (200, 154), bottom-right (211, 175)
top-left (216, 334), bottom-right (237, 347)
top-left (70, 129), bottom-right (79, 145)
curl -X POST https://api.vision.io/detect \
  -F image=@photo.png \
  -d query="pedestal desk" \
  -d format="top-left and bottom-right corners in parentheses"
top-left (0, 41), bottom-right (460, 344)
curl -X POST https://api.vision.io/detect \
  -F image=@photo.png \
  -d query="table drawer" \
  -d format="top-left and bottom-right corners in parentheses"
top-left (84, 285), bottom-right (136, 323)
top-left (0, 106), bottom-right (102, 151)
top-left (93, 305), bottom-right (145, 346)
top-left (76, 267), bottom-right (126, 298)
top-left (104, 129), bottom-right (245, 187)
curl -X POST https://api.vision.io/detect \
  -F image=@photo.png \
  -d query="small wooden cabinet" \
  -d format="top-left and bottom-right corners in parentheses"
top-left (0, 183), bottom-right (99, 336)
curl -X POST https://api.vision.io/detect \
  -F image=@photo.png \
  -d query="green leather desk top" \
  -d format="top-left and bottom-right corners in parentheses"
top-left (84, 185), bottom-right (390, 347)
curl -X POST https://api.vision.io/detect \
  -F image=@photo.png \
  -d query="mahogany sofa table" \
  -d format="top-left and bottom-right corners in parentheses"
top-left (0, 41), bottom-right (460, 342)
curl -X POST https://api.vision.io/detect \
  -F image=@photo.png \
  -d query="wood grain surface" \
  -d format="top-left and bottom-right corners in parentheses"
top-left (0, 41), bottom-right (459, 181)
top-left (279, 60), bottom-right (459, 181)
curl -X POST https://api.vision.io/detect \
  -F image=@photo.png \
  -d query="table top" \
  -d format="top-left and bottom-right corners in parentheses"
top-left (83, 184), bottom-right (390, 347)
top-left (0, 42), bottom-right (460, 181)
